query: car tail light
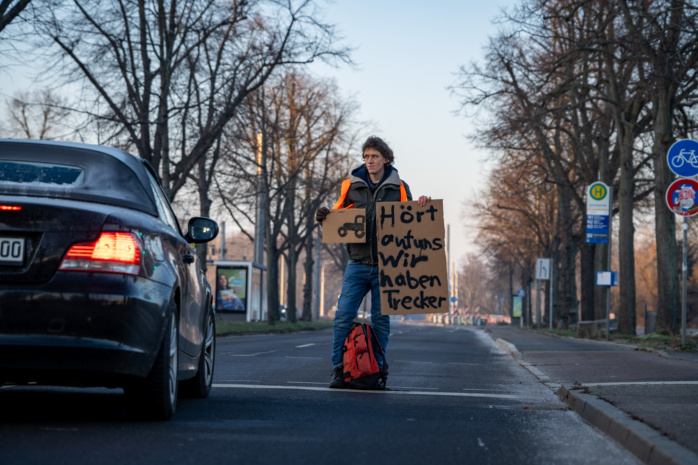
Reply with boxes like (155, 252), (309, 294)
(59, 232), (142, 275)
(0, 205), (22, 211)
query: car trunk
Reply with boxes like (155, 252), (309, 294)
(0, 196), (107, 284)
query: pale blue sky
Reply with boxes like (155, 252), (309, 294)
(0, 0), (514, 265)
(312, 0), (514, 264)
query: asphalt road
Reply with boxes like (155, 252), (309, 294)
(0, 323), (642, 465)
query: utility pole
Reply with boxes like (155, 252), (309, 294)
(254, 133), (265, 266)
(447, 224), (451, 316)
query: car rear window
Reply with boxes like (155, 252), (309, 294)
(0, 161), (85, 186)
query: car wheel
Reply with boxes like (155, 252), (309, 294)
(125, 301), (179, 420)
(181, 305), (216, 398)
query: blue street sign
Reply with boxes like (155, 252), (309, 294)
(586, 213), (609, 244)
(450, 296), (457, 303)
(667, 139), (698, 177)
(517, 289), (525, 297)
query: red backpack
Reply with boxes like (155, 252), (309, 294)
(342, 322), (388, 390)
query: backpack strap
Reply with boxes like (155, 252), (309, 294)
(332, 179), (408, 209)
(366, 324), (384, 356)
(367, 324), (388, 377)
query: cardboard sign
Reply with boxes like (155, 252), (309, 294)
(377, 200), (448, 315)
(321, 209), (367, 243)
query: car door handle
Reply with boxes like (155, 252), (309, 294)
(183, 254), (195, 264)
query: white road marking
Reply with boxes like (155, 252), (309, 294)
(213, 383), (537, 399)
(227, 350), (277, 357)
(392, 386), (439, 390)
(581, 380), (698, 387)
(217, 380), (262, 383)
(296, 343), (315, 348)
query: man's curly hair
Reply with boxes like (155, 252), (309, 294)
(362, 136), (394, 165)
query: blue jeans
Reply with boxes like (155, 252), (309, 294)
(332, 260), (389, 369)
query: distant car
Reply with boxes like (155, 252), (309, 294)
(279, 304), (301, 320)
(0, 139), (219, 420)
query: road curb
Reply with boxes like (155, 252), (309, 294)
(556, 385), (698, 465)
(494, 337), (521, 360)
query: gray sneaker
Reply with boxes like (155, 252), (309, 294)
(329, 366), (345, 389)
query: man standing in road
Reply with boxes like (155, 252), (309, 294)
(316, 136), (431, 388)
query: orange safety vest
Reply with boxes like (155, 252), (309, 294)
(331, 178), (408, 210)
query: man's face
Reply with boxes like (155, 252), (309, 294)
(363, 148), (388, 177)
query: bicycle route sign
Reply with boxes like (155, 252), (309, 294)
(667, 139), (698, 177)
(666, 178), (698, 217)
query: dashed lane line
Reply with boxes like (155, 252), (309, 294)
(213, 383), (538, 399)
(227, 350), (277, 357)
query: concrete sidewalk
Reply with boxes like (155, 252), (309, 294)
(486, 325), (698, 465)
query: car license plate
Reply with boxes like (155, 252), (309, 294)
(0, 237), (24, 265)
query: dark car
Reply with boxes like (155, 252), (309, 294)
(0, 139), (219, 420)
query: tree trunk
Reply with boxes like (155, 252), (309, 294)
(618, 139), (637, 335)
(286, 200), (297, 323)
(653, 90), (680, 334)
(196, 158), (212, 273)
(579, 241), (595, 321)
(301, 223), (315, 321)
(265, 173), (280, 324)
(508, 264), (514, 317)
(557, 186), (577, 327)
(593, 243), (608, 320)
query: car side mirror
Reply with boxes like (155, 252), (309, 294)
(185, 217), (219, 243)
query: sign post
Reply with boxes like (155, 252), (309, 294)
(535, 258), (551, 329)
(665, 176), (698, 346)
(586, 182), (613, 340)
(666, 139), (698, 346)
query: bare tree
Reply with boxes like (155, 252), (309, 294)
(216, 70), (357, 323)
(0, 0), (30, 34)
(20, 0), (350, 202)
(453, 0), (696, 334)
(618, 0), (698, 334)
(4, 88), (68, 138)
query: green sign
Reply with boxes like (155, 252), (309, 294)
(589, 183), (608, 201)
(512, 295), (522, 317)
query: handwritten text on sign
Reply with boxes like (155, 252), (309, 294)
(377, 200), (448, 315)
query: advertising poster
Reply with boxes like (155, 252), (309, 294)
(216, 267), (247, 312)
(512, 295), (522, 318)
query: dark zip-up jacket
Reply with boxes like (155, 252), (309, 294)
(334, 164), (413, 265)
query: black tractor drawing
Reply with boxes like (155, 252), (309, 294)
(338, 215), (366, 239)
